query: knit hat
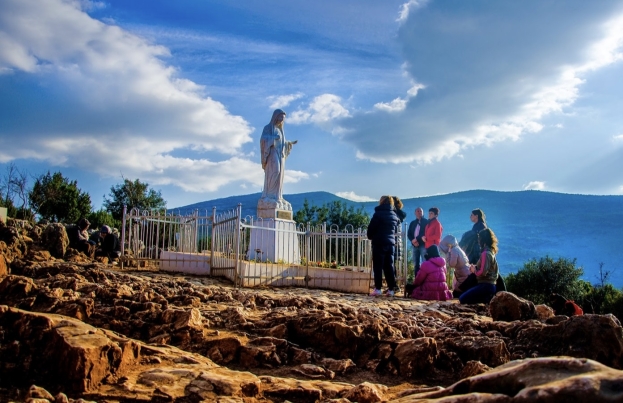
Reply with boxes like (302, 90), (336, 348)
(425, 245), (440, 260)
(100, 225), (111, 234)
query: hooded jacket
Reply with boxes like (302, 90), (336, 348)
(410, 256), (453, 301)
(367, 204), (400, 246)
(439, 235), (471, 290)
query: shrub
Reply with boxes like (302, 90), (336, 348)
(505, 256), (585, 305)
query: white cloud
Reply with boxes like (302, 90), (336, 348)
(523, 181), (546, 191)
(397, 0), (427, 24)
(336, 191), (376, 202)
(374, 97), (407, 113)
(374, 82), (424, 113)
(288, 94), (350, 127)
(0, 0), (262, 192)
(268, 92), (304, 109)
(341, 4), (623, 164)
(613, 134), (623, 141)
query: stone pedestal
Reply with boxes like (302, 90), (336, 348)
(247, 203), (300, 264)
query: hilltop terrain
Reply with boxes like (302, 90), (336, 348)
(1, 219), (623, 402)
(174, 190), (623, 287)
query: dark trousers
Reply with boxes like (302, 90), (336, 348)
(459, 283), (496, 304)
(372, 244), (396, 290)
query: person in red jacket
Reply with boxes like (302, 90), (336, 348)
(410, 245), (453, 301)
(422, 207), (442, 249)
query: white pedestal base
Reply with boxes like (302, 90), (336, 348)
(247, 218), (300, 264)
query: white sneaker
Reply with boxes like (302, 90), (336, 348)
(370, 288), (382, 297)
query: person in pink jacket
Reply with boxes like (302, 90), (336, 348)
(410, 245), (453, 301)
(422, 207), (442, 249)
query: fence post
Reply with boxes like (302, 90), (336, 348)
(121, 205), (127, 270)
(234, 203), (242, 288)
(211, 206), (216, 274)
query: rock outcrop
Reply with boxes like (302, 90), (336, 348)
(2, 218), (623, 402)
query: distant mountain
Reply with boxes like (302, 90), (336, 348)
(172, 190), (623, 287)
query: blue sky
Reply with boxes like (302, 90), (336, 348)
(2, 0), (623, 209)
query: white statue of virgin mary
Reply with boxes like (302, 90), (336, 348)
(259, 109), (297, 211)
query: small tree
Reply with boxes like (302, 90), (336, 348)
(505, 256), (585, 304)
(87, 208), (120, 230)
(29, 171), (92, 223)
(294, 199), (369, 229)
(0, 163), (31, 219)
(103, 178), (166, 221)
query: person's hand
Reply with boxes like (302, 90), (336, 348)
(421, 236), (426, 242)
(411, 239), (417, 246)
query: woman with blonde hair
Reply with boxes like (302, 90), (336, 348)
(459, 228), (499, 304)
(367, 196), (400, 297)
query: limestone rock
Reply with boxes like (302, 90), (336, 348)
(41, 223), (69, 259)
(489, 291), (537, 322)
(0, 253), (8, 277)
(343, 382), (387, 403)
(394, 357), (623, 402)
(535, 304), (555, 320)
(393, 338), (438, 376)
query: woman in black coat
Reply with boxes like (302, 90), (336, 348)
(367, 196), (400, 297)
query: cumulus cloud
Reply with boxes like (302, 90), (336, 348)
(613, 134), (623, 141)
(335, 191), (376, 202)
(0, 0), (263, 192)
(341, 2), (623, 164)
(523, 181), (546, 191)
(288, 94), (350, 131)
(268, 92), (304, 110)
(374, 82), (424, 113)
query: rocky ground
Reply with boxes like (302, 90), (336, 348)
(1, 219), (623, 402)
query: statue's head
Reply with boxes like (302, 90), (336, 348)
(270, 109), (286, 126)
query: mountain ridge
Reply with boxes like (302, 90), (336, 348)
(171, 190), (623, 287)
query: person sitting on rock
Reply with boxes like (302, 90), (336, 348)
(459, 228), (499, 305)
(409, 245), (453, 301)
(67, 218), (95, 258)
(95, 225), (121, 263)
(439, 234), (471, 298)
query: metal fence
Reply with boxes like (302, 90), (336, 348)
(121, 204), (408, 294)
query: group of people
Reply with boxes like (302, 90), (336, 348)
(368, 196), (500, 304)
(67, 218), (121, 263)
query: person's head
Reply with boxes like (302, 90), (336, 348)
(379, 195), (394, 207)
(478, 228), (498, 254)
(471, 208), (486, 224)
(439, 235), (458, 255)
(428, 207), (439, 219)
(415, 207), (423, 219)
(78, 218), (90, 230)
(100, 225), (112, 237)
(270, 109), (286, 127)
(392, 196), (403, 210)
(424, 245), (440, 260)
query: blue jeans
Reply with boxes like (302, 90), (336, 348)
(412, 244), (427, 275)
(459, 283), (496, 304)
(373, 244), (396, 290)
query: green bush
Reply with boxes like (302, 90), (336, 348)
(505, 256), (585, 305)
(87, 209), (120, 230)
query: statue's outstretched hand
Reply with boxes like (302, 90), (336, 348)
(291, 140), (298, 145)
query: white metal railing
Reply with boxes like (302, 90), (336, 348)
(121, 204), (407, 292)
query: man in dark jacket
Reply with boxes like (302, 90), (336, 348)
(407, 207), (428, 275)
(367, 196), (400, 297)
(95, 225), (122, 263)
